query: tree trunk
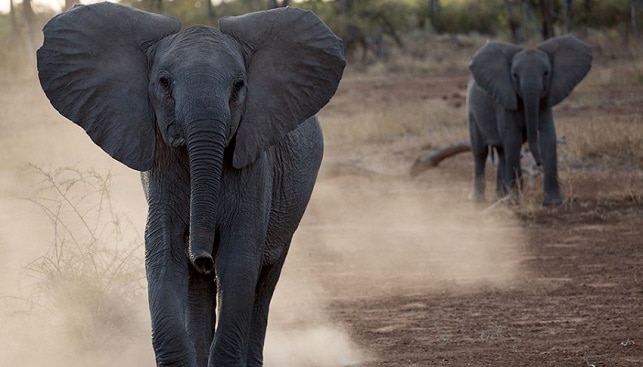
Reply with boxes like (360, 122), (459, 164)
(22, 0), (36, 64)
(268, 0), (289, 9)
(522, 0), (540, 39)
(9, 0), (19, 34)
(504, 0), (523, 44)
(206, 0), (216, 26)
(338, 0), (348, 16)
(539, 0), (555, 39)
(429, 0), (441, 32)
(631, 0), (640, 39)
(563, 0), (573, 32)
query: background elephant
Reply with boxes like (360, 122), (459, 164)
(467, 34), (592, 205)
(37, 3), (345, 366)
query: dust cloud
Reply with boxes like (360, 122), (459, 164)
(1, 79), (528, 366)
(261, 169), (528, 364)
(290, 175), (527, 296)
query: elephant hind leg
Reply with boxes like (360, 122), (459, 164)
(498, 140), (523, 201)
(469, 123), (488, 202)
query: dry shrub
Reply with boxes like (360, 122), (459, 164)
(20, 166), (146, 351)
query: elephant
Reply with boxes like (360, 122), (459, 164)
(37, 3), (345, 366)
(467, 34), (592, 205)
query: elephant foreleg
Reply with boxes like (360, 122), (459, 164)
(209, 219), (266, 366)
(539, 109), (563, 205)
(145, 210), (195, 367)
(468, 120), (488, 202)
(186, 265), (216, 367)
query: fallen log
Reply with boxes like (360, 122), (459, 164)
(410, 140), (471, 177)
(410, 137), (566, 180)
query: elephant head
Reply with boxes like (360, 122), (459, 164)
(37, 3), (345, 274)
(469, 34), (592, 165)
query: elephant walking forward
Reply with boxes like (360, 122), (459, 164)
(37, 3), (345, 366)
(467, 34), (592, 205)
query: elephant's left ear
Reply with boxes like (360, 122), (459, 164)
(220, 7), (345, 169)
(537, 34), (592, 106)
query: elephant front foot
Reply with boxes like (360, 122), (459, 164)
(542, 192), (563, 206)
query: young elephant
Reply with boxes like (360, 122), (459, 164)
(467, 34), (592, 205)
(37, 3), (345, 366)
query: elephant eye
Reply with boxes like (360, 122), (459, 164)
(159, 76), (173, 99)
(230, 79), (245, 105)
(159, 76), (171, 89)
(233, 79), (245, 95)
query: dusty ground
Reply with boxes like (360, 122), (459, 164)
(304, 66), (643, 366)
(1, 39), (642, 366)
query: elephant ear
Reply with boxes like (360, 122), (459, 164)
(37, 3), (181, 171)
(469, 41), (523, 110)
(537, 34), (592, 106)
(219, 7), (345, 169)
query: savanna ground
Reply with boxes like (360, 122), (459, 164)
(1, 32), (642, 366)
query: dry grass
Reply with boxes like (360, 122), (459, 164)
(560, 114), (642, 166)
(324, 99), (466, 144)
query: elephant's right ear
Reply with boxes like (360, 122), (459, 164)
(37, 3), (181, 171)
(469, 41), (523, 110)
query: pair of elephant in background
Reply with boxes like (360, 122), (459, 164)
(36, 3), (591, 366)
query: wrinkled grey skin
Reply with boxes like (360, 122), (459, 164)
(37, 3), (345, 366)
(467, 34), (592, 205)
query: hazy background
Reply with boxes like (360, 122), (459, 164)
(2, 0), (641, 366)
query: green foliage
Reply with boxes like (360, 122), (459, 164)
(578, 0), (632, 29)
(438, 0), (505, 35)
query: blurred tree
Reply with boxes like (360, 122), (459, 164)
(539, 0), (555, 38)
(337, 0), (410, 64)
(338, 0), (350, 16)
(22, 0), (36, 63)
(206, 0), (216, 25)
(562, 0), (573, 32)
(268, 0), (290, 9)
(429, 0), (442, 32)
(504, 0), (523, 43)
(64, 0), (78, 11)
(629, 0), (641, 38)
(9, 0), (19, 34)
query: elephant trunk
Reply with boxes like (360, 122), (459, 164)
(523, 90), (543, 165)
(186, 117), (226, 275)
